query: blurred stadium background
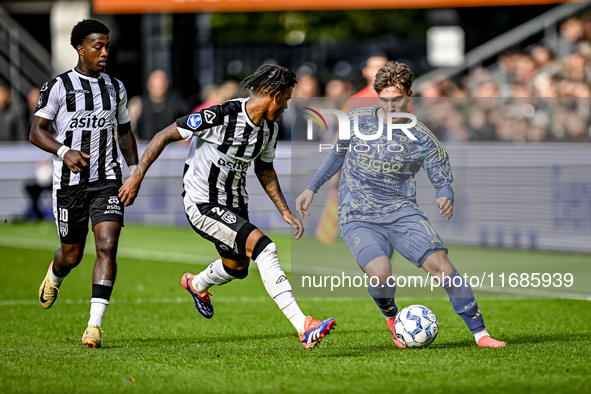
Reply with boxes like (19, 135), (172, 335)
(0, 0), (590, 254)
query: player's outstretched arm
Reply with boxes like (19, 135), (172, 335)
(117, 121), (139, 172)
(29, 115), (90, 173)
(295, 189), (315, 218)
(119, 123), (183, 206)
(296, 148), (346, 219)
(254, 158), (304, 239)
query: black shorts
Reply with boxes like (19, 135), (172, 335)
(54, 179), (124, 244)
(184, 202), (258, 260)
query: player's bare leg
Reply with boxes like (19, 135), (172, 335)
(245, 229), (335, 348)
(81, 221), (120, 349)
(183, 228), (335, 348)
(39, 242), (85, 309)
(181, 255), (249, 319)
(423, 251), (505, 347)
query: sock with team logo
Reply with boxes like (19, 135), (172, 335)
(367, 283), (398, 319)
(252, 239), (307, 334)
(192, 259), (238, 293)
(441, 268), (485, 333)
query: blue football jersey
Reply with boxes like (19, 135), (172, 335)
(335, 106), (453, 224)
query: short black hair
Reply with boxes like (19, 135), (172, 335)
(70, 19), (110, 49)
(241, 64), (297, 96)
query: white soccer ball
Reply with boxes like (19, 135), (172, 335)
(394, 304), (439, 348)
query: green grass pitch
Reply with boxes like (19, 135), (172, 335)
(0, 221), (590, 393)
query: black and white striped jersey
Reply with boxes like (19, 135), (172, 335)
(35, 69), (130, 189)
(176, 98), (278, 209)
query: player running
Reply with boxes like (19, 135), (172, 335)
(30, 19), (139, 348)
(119, 64), (335, 349)
(295, 61), (505, 348)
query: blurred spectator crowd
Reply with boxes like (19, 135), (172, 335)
(2, 16), (591, 143)
(413, 15), (591, 142)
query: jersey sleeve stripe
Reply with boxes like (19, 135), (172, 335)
(415, 122), (442, 160)
(59, 72), (77, 112)
(256, 120), (276, 162)
(79, 78), (94, 111)
(416, 121), (443, 152)
(221, 100), (243, 115)
(108, 79), (123, 180)
(97, 77), (112, 111)
(272, 123), (279, 149)
(111, 78), (121, 121)
(415, 121), (446, 160)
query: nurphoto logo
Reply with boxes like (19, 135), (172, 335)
(304, 107), (418, 141)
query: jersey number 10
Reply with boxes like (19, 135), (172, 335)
(59, 208), (68, 222)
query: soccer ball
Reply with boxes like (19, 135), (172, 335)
(394, 305), (439, 348)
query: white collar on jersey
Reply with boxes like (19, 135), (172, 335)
(72, 68), (103, 80)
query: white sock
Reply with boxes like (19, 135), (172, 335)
(88, 298), (109, 327)
(254, 242), (307, 334)
(474, 328), (490, 344)
(192, 259), (233, 293)
(49, 265), (65, 285)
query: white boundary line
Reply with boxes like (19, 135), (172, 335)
(474, 284), (591, 299)
(1, 295), (589, 307)
(2, 236), (589, 300)
(0, 296), (268, 306)
(0, 296), (366, 307)
(0, 235), (295, 269)
(0, 236), (214, 265)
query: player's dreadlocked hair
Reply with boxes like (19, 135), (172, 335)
(373, 61), (414, 94)
(241, 64), (297, 95)
(70, 19), (110, 49)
